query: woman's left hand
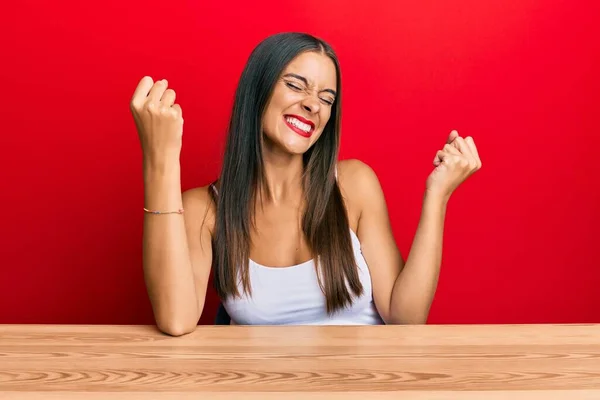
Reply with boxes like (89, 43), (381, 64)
(425, 130), (482, 201)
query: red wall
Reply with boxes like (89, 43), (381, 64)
(2, 0), (599, 325)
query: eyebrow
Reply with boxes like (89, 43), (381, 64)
(283, 73), (337, 97)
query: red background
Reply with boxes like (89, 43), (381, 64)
(2, 1), (599, 325)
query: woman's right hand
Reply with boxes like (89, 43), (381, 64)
(130, 76), (184, 167)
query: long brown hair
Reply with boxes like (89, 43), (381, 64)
(212, 32), (363, 314)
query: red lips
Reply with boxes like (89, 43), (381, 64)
(287, 114), (315, 129)
(284, 114), (315, 138)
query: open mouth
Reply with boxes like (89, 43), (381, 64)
(284, 115), (315, 138)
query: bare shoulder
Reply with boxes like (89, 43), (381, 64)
(337, 159), (383, 203)
(182, 184), (217, 236)
(336, 159), (385, 224)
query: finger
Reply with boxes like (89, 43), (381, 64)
(130, 76), (154, 109)
(443, 143), (461, 155)
(147, 79), (169, 106)
(171, 103), (183, 119)
(454, 137), (481, 171)
(172, 104), (184, 128)
(433, 150), (450, 167)
(447, 129), (459, 144)
(465, 136), (481, 166)
(161, 89), (176, 107)
(453, 136), (474, 159)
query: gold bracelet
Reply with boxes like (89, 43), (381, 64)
(143, 207), (184, 215)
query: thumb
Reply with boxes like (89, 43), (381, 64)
(447, 129), (459, 144)
(171, 104), (183, 117)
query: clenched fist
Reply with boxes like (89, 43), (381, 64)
(130, 76), (184, 165)
(426, 130), (482, 201)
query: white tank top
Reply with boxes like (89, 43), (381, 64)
(210, 171), (384, 325)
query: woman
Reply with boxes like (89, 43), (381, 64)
(130, 32), (482, 335)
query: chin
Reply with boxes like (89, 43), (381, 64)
(262, 130), (313, 155)
(280, 142), (311, 155)
(280, 133), (317, 154)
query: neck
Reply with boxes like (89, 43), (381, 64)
(259, 146), (304, 206)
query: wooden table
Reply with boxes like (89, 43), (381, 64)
(0, 324), (599, 399)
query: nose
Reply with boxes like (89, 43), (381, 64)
(300, 95), (320, 114)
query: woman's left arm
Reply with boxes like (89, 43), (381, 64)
(347, 130), (482, 324)
(387, 192), (448, 324)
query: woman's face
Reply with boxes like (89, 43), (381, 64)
(262, 51), (337, 155)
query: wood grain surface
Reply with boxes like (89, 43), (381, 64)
(1, 324), (599, 399)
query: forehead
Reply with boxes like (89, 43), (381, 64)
(283, 52), (337, 90)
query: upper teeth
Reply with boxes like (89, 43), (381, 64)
(286, 117), (311, 133)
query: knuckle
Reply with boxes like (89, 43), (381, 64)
(159, 106), (172, 116)
(146, 103), (157, 114)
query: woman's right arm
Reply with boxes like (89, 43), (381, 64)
(142, 168), (214, 336)
(131, 76), (214, 336)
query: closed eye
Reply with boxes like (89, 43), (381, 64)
(285, 82), (303, 91)
(285, 80), (334, 106)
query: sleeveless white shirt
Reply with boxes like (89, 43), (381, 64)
(211, 170), (384, 325)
